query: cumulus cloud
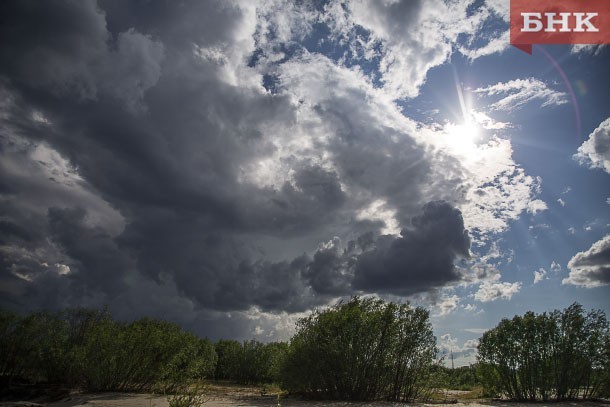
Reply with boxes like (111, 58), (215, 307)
(527, 199), (548, 215)
(0, 1), (164, 110)
(474, 78), (568, 112)
(533, 268), (547, 284)
(353, 201), (471, 295)
(474, 280), (522, 302)
(438, 333), (479, 366)
(550, 261), (562, 273)
(0, 0), (547, 338)
(563, 235), (610, 288)
(435, 294), (460, 316)
(574, 118), (610, 173)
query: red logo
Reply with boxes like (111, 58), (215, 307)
(510, 0), (610, 54)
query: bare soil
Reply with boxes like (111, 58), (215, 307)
(1, 384), (608, 407)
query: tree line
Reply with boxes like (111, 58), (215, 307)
(0, 308), (291, 395)
(1, 299), (609, 402)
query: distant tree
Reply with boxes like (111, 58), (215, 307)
(215, 339), (288, 384)
(214, 339), (242, 381)
(0, 308), (218, 393)
(281, 296), (437, 401)
(477, 303), (609, 401)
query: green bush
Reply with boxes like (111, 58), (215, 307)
(478, 303), (609, 401)
(280, 296), (437, 401)
(0, 308), (218, 393)
(215, 339), (287, 384)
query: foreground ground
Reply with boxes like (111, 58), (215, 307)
(1, 384), (608, 407)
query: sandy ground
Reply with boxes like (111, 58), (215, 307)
(1, 385), (608, 407)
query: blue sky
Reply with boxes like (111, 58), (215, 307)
(0, 0), (608, 366)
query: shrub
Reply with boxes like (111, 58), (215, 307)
(280, 296), (437, 401)
(215, 339), (287, 384)
(167, 383), (208, 407)
(477, 303), (609, 401)
(0, 308), (218, 393)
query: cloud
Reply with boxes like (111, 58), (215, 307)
(458, 31), (509, 61)
(527, 199), (548, 215)
(438, 333), (479, 366)
(550, 261), (562, 273)
(463, 328), (488, 335)
(571, 44), (606, 56)
(563, 235), (610, 288)
(471, 110), (511, 130)
(0, 0), (164, 110)
(0, 0), (547, 338)
(435, 294), (460, 317)
(353, 201), (471, 295)
(317, 0), (511, 98)
(533, 268), (547, 284)
(557, 198), (565, 207)
(474, 280), (522, 302)
(474, 78), (568, 112)
(574, 118), (610, 174)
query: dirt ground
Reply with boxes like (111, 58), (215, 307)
(1, 384), (608, 407)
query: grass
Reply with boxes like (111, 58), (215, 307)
(166, 383), (209, 407)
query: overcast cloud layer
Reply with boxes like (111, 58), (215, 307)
(0, 0), (605, 341)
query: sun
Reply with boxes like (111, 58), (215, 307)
(444, 120), (480, 156)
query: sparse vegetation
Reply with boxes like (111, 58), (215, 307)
(166, 383), (209, 407)
(1, 300), (608, 404)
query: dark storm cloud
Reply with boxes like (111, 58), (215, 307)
(0, 0), (477, 339)
(353, 201), (471, 295)
(0, 0), (164, 109)
(47, 207), (132, 296)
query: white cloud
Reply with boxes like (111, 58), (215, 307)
(346, 0), (457, 98)
(474, 78), (568, 112)
(571, 44), (606, 56)
(463, 327), (488, 334)
(463, 338), (479, 349)
(557, 198), (565, 207)
(563, 235), (610, 288)
(475, 280), (522, 302)
(255, 55), (544, 246)
(527, 199), (548, 215)
(485, 0), (509, 20)
(462, 304), (479, 314)
(356, 199), (400, 235)
(471, 110), (510, 130)
(334, 0), (506, 99)
(438, 333), (480, 366)
(574, 118), (610, 174)
(550, 261), (562, 273)
(534, 268), (547, 284)
(458, 31), (509, 61)
(436, 294), (460, 316)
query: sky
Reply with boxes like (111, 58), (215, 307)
(0, 0), (609, 366)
